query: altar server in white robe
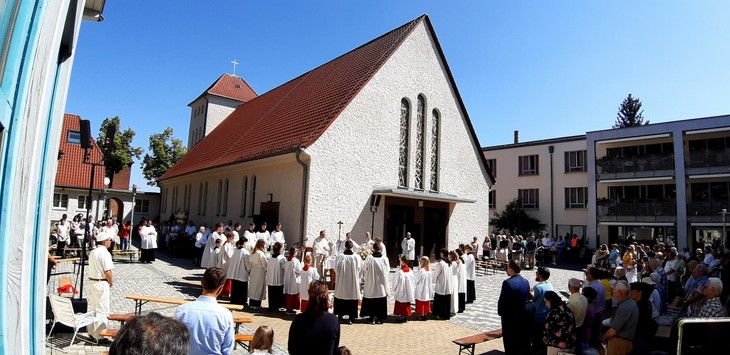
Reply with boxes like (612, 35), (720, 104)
(201, 223), (224, 268)
(334, 240), (362, 324)
(361, 242), (390, 325)
(337, 232), (360, 255)
(248, 239), (268, 309)
(432, 248), (452, 320)
(455, 249), (467, 313)
(216, 231), (236, 297)
(283, 247), (302, 314)
(266, 242), (286, 312)
(228, 237), (251, 306)
(449, 251), (461, 315)
(256, 222), (271, 251)
(139, 220), (158, 263)
(464, 245), (477, 304)
(414, 256), (433, 320)
(299, 254), (320, 312)
(243, 223), (257, 251)
(401, 232), (416, 268)
(271, 223), (286, 251)
(393, 256), (415, 322)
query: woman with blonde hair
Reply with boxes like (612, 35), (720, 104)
(414, 256), (433, 320)
(248, 239), (268, 310)
(250, 325), (274, 354)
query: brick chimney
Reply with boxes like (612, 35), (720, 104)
(514, 130), (519, 144)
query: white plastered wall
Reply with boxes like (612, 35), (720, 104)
(306, 22), (492, 250)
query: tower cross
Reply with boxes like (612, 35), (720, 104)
(231, 59), (239, 76)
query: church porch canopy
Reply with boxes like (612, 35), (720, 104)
(372, 187), (476, 204)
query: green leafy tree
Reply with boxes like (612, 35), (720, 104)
(490, 199), (546, 235)
(141, 127), (187, 186)
(613, 94), (649, 128)
(97, 116), (143, 187)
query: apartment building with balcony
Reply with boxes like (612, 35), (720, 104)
(587, 114), (730, 251)
(483, 133), (589, 241)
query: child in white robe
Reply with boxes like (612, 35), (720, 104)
(298, 254), (320, 312)
(266, 242), (286, 312)
(449, 251), (460, 316)
(414, 256), (433, 320)
(392, 256), (415, 322)
(283, 247), (302, 314)
(455, 249), (467, 313)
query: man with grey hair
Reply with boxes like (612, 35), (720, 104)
(566, 278), (588, 328)
(649, 258), (668, 314)
(682, 263), (709, 316)
(602, 281), (638, 355)
(699, 278), (726, 317)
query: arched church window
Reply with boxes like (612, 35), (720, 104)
(251, 176), (257, 216)
(399, 99), (410, 187)
(430, 109), (440, 191)
(222, 179), (229, 216)
(240, 176), (248, 217)
(414, 95), (426, 190)
(216, 179), (223, 216)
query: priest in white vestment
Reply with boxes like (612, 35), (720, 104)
(361, 242), (390, 324)
(333, 240), (362, 324)
(139, 220), (158, 263)
(337, 232), (360, 255)
(401, 232), (416, 268)
(227, 237), (251, 306)
(313, 231), (331, 277)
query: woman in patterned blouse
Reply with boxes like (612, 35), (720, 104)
(543, 291), (577, 354)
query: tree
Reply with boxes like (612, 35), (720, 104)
(97, 116), (143, 187)
(613, 94), (649, 128)
(490, 199), (546, 235)
(141, 127), (187, 186)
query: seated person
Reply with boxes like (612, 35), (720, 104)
(109, 312), (189, 355)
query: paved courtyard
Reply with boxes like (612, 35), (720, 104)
(45, 249), (584, 355)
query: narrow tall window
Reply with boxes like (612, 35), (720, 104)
(398, 99), (410, 187)
(429, 109), (440, 191)
(222, 179), (229, 216)
(203, 182), (208, 215)
(518, 188), (540, 209)
(414, 95), (426, 190)
(186, 184), (192, 211)
(197, 183), (203, 215)
(565, 150), (587, 172)
(182, 185), (188, 212)
(250, 176), (257, 216)
(216, 179), (223, 216)
(518, 155), (539, 176)
(241, 176), (248, 217)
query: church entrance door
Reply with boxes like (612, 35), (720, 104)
(385, 204), (414, 267)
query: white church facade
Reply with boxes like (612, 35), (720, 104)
(159, 15), (494, 266)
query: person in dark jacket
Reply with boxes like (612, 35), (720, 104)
(288, 280), (340, 355)
(498, 260), (531, 355)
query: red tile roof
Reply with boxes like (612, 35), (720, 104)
(161, 15), (425, 181)
(55, 114), (107, 189)
(189, 74), (258, 105)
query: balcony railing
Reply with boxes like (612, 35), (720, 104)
(687, 200), (730, 222)
(596, 154), (674, 179)
(597, 199), (677, 221)
(687, 150), (730, 169)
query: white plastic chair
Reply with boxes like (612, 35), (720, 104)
(47, 294), (95, 352)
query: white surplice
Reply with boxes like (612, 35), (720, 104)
(227, 247), (251, 282)
(414, 266), (433, 301)
(283, 256), (302, 295)
(299, 265), (320, 301)
(392, 267), (415, 304)
(362, 254), (390, 298)
(248, 250), (268, 300)
(265, 254), (285, 286)
(334, 252), (362, 300)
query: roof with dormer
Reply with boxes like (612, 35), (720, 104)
(55, 114), (107, 189)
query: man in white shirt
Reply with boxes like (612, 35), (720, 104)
(271, 223), (286, 250)
(87, 231), (114, 343)
(313, 230), (331, 277)
(401, 232), (416, 268)
(337, 232), (360, 255)
(184, 221), (197, 239)
(255, 222), (271, 251)
(56, 214), (70, 256)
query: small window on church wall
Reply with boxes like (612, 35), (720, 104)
(414, 95), (426, 190)
(399, 99), (410, 187)
(222, 179), (229, 216)
(241, 176), (248, 217)
(250, 176), (257, 216)
(430, 109), (440, 191)
(216, 180), (223, 216)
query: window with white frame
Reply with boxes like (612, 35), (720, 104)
(565, 150), (587, 172)
(134, 199), (150, 213)
(77, 195), (91, 210)
(518, 188), (539, 209)
(398, 99), (410, 187)
(67, 130), (81, 144)
(518, 155), (539, 176)
(565, 187), (588, 208)
(53, 193), (68, 208)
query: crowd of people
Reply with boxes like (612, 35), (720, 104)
(499, 240), (729, 355)
(482, 232), (590, 268)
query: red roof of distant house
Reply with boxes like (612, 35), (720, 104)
(189, 74), (258, 105)
(56, 114), (106, 189)
(161, 16), (425, 181)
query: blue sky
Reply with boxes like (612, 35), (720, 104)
(65, 1), (730, 191)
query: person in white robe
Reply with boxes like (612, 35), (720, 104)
(432, 248), (452, 320)
(248, 239), (268, 309)
(216, 232), (236, 297)
(374, 237), (387, 259)
(337, 232), (360, 255)
(232, 223), (242, 240)
(455, 250), (467, 313)
(464, 245), (477, 304)
(392, 256), (415, 322)
(449, 251), (461, 315)
(334, 240), (362, 324)
(283, 247), (302, 314)
(244, 223), (257, 250)
(139, 220), (158, 263)
(193, 226), (207, 267)
(299, 254), (320, 312)
(414, 256), (433, 320)
(271, 223), (286, 251)
(362, 232), (375, 251)
(256, 222), (271, 252)
(313, 231), (331, 277)
(201, 223), (224, 268)
(228, 237), (251, 306)
(361, 242), (390, 324)
(266, 242), (286, 312)
(401, 232), (416, 268)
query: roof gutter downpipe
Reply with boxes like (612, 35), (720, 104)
(295, 148), (309, 250)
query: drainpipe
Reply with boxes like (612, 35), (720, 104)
(549, 145), (555, 236)
(295, 148), (309, 249)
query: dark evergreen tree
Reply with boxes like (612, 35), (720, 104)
(97, 116), (143, 187)
(490, 199), (546, 235)
(613, 94), (648, 128)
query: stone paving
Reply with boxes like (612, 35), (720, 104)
(44, 248), (584, 355)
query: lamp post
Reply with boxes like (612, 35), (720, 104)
(130, 184), (137, 227)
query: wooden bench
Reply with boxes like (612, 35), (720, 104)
(127, 294), (244, 315)
(108, 313), (251, 330)
(112, 249), (140, 262)
(452, 329), (503, 355)
(235, 334), (254, 351)
(475, 261), (496, 276)
(99, 328), (119, 338)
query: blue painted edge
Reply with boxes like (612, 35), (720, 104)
(0, 0), (45, 354)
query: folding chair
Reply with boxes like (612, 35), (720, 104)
(47, 294), (95, 352)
